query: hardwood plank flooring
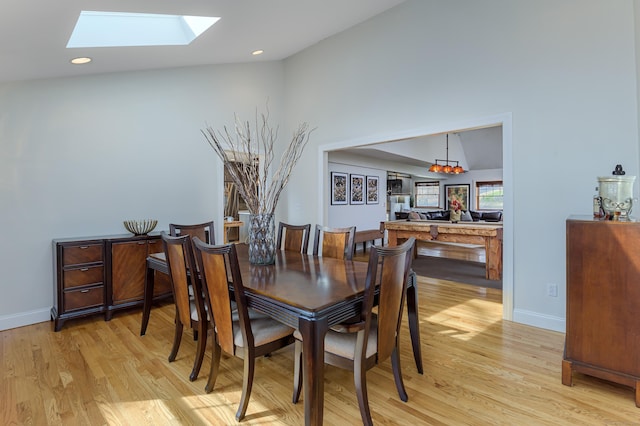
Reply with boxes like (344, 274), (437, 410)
(3, 266), (639, 424)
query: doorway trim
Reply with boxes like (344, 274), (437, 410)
(317, 112), (513, 321)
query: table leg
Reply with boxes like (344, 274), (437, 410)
(485, 235), (502, 280)
(140, 262), (155, 336)
(387, 229), (398, 246)
(298, 316), (329, 426)
(406, 271), (423, 374)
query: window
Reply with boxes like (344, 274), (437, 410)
(476, 181), (503, 210)
(415, 181), (440, 208)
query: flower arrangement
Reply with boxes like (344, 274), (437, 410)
(450, 198), (461, 213)
(450, 196), (462, 223)
(201, 107), (313, 216)
(201, 106), (313, 264)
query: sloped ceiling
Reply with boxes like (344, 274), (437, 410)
(336, 126), (503, 177)
(0, 0), (405, 83)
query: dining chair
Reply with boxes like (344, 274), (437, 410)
(169, 220), (215, 244)
(160, 232), (209, 382)
(192, 238), (295, 421)
(169, 220), (215, 337)
(276, 222), (311, 253)
(312, 224), (356, 261)
(292, 237), (416, 426)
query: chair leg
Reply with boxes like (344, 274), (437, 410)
(205, 342), (221, 393)
(168, 316), (183, 362)
(292, 340), (303, 403)
(235, 355), (255, 421)
(391, 345), (408, 402)
(190, 321), (207, 381)
(354, 357), (373, 426)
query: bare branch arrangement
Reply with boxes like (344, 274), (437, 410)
(202, 108), (313, 215)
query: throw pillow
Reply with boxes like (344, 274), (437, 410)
(460, 210), (473, 221)
(483, 211), (503, 222)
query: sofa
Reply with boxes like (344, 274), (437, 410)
(399, 209), (503, 222)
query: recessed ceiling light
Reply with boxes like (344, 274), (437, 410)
(67, 11), (220, 48)
(252, 50), (264, 56)
(70, 57), (92, 65)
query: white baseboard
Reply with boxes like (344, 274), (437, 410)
(0, 308), (51, 331)
(513, 308), (565, 333)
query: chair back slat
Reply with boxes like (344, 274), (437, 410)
(276, 222), (311, 253)
(322, 232), (346, 259)
(377, 253), (408, 360)
(312, 225), (356, 260)
(198, 248), (235, 353)
(162, 232), (203, 327)
(284, 228), (305, 252)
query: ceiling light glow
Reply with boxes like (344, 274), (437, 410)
(70, 57), (92, 64)
(67, 11), (220, 48)
(252, 50), (264, 56)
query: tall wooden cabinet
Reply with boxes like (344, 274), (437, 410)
(563, 216), (640, 406)
(52, 233), (171, 331)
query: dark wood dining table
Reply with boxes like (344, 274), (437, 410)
(140, 244), (423, 426)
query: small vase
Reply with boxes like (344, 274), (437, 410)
(248, 213), (276, 265)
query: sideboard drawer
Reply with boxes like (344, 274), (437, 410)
(63, 266), (104, 289)
(62, 244), (103, 266)
(64, 286), (104, 311)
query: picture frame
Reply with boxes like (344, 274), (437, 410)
(366, 175), (379, 204)
(445, 184), (470, 211)
(330, 172), (348, 205)
(350, 174), (365, 204)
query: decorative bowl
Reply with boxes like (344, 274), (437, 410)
(123, 219), (157, 235)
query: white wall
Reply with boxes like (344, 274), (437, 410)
(283, 0), (639, 332)
(0, 62), (284, 330)
(327, 161), (387, 230)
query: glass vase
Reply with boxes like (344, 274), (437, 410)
(248, 213), (276, 265)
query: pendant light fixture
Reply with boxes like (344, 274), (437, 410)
(428, 133), (466, 174)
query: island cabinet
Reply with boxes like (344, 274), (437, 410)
(563, 216), (640, 406)
(52, 233), (172, 331)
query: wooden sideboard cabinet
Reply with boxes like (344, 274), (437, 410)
(52, 233), (172, 331)
(563, 215), (640, 406)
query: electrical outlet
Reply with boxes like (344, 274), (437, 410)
(547, 283), (558, 297)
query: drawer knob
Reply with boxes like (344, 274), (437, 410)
(80, 289), (90, 293)
(80, 268), (89, 272)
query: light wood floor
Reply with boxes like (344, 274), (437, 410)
(3, 255), (639, 424)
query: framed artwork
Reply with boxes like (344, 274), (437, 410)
(350, 174), (365, 204)
(366, 175), (379, 204)
(330, 172), (348, 205)
(445, 184), (470, 211)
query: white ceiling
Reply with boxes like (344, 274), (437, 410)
(338, 126), (503, 175)
(0, 0), (405, 83)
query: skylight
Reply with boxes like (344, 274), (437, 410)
(67, 11), (220, 48)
